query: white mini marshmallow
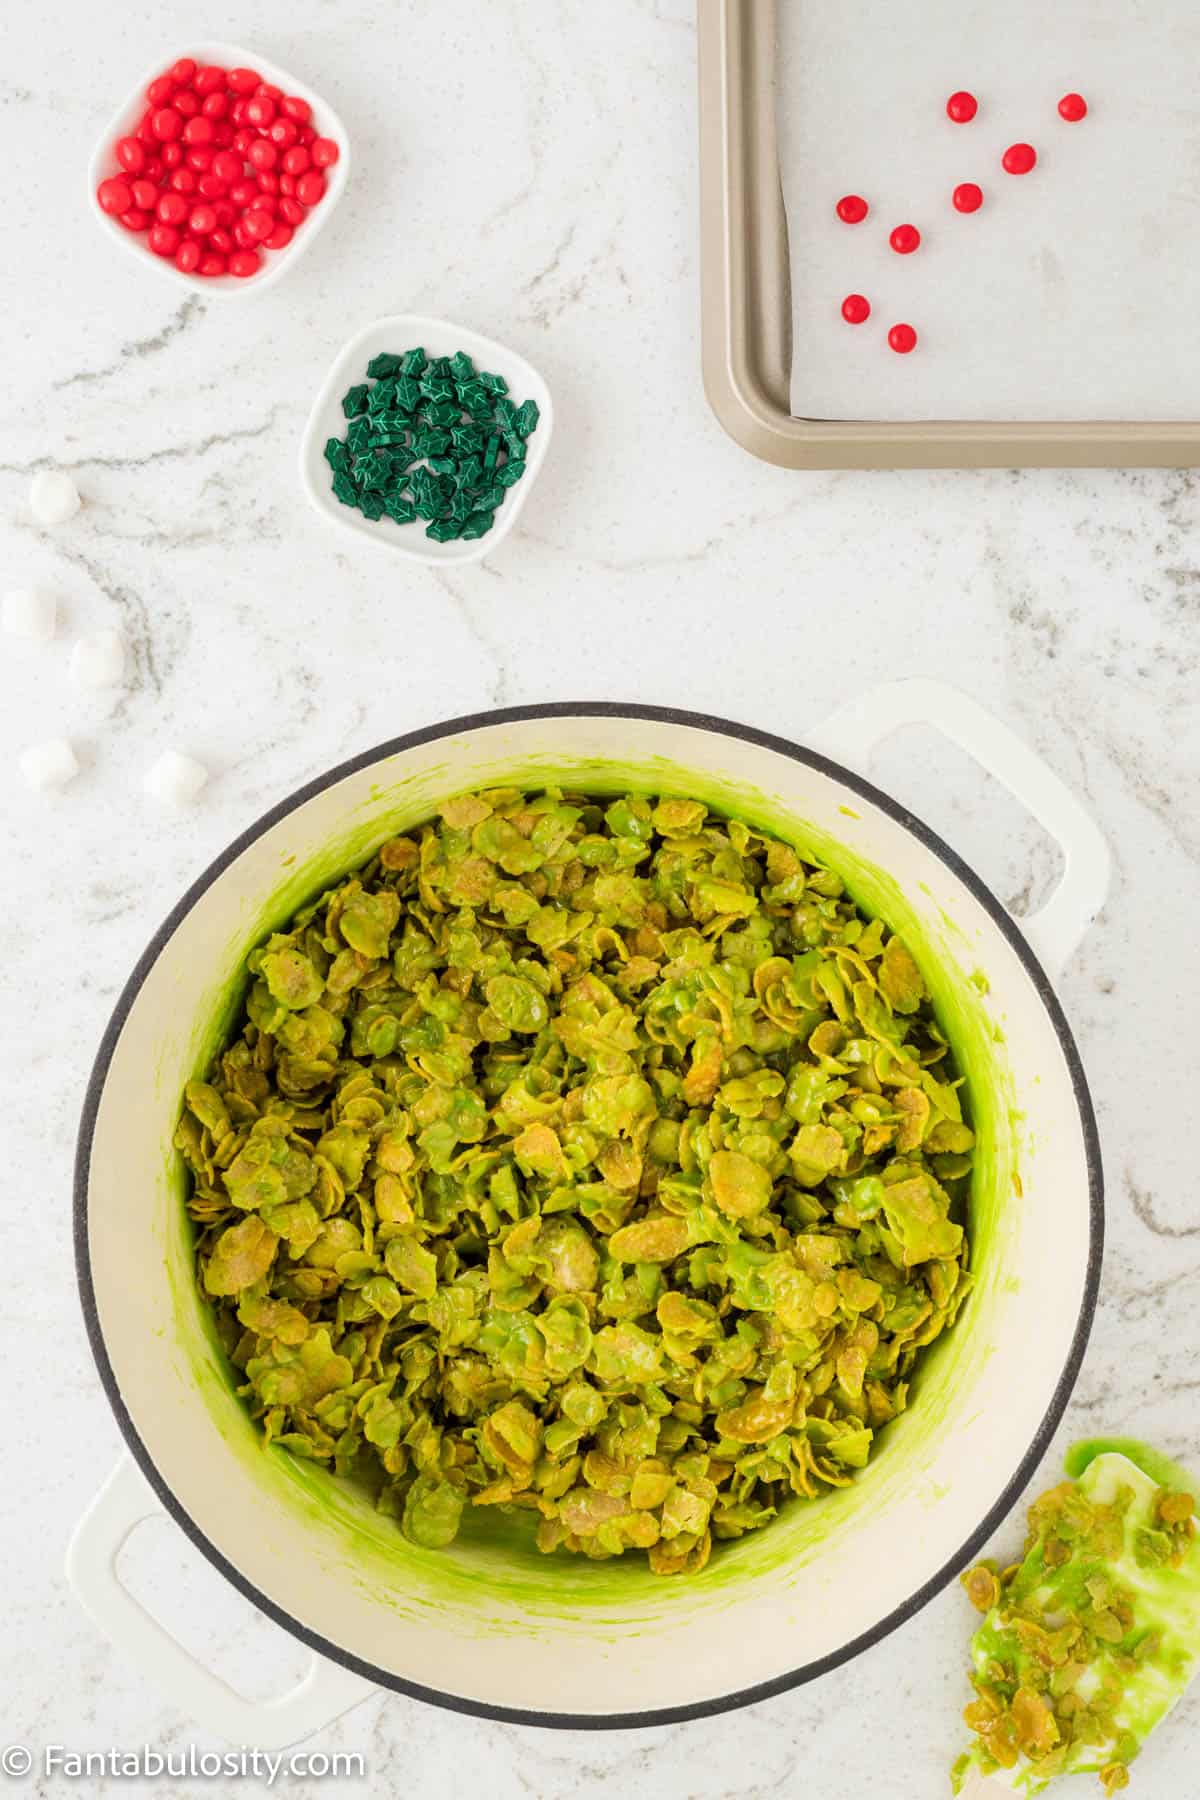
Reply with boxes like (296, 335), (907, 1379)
(30, 470), (82, 526)
(70, 627), (126, 689)
(3, 587), (57, 641)
(144, 749), (209, 807)
(20, 738), (80, 790)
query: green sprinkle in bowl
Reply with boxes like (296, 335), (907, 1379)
(300, 314), (553, 565)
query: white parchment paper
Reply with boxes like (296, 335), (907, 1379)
(776, 0), (1200, 420)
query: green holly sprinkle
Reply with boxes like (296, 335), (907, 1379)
(327, 349), (539, 544)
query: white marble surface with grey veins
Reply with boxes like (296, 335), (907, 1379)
(3, 3), (1199, 1797)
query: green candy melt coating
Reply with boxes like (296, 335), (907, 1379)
(329, 351), (540, 543)
(178, 789), (974, 1575)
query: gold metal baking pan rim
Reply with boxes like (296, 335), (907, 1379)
(697, 0), (1200, 470)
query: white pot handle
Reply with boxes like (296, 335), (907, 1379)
(809, 677), (1110, 980)
(65, 1457), (375, 1749)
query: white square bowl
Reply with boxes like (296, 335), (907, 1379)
(299, 314), (554, 566)
(86, 41), (350, 299)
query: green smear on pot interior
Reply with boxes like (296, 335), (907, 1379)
(158, 746), (1022, 1624)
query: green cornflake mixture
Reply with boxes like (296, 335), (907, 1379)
(176, 789), (974, 1573)
(323, 347), (538, 543)
(956, 1468), (1199, 1795)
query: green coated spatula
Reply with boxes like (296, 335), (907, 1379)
(953, 1441), (1200, 1797)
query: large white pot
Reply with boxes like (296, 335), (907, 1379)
(71, 682), (1107, 1746)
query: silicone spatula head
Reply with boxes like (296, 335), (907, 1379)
(952, 1442), (1200, 1796)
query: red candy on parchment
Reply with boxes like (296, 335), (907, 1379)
(952, 182), (983, 213)
(946, 90), (978, 123)
(887, 323), (918, 354)
(1002, 142), (1037, 174)
(1058, 92), (1088, 122)
(841, 293), (871, 325)
(96, 61), (339, 278)
(836, 193), (869, 224)
(889, 223), (921, 254)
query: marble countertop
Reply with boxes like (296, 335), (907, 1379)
(4, 3), (1199, 1796)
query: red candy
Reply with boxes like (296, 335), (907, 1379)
(151, 106), (183, 141)
(952, 182), (983, 213)
(1002, 142), (1037, 174)
(99, 59), (339, 279)
(148, 222), (180, 257)
(888, 323), (918, 354)
(97, 176), (133, 216)
(946, 90), (978, 123)
(116, 135), (146, 174)
(1058, 92), (1087, 122)
(242, 208), (274, 241)
(889, 223), (921, 255)
(835, 193), (868, 225)
(841, 293), (871, 325)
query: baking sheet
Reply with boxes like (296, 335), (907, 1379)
(777, 0), (1200, 422)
